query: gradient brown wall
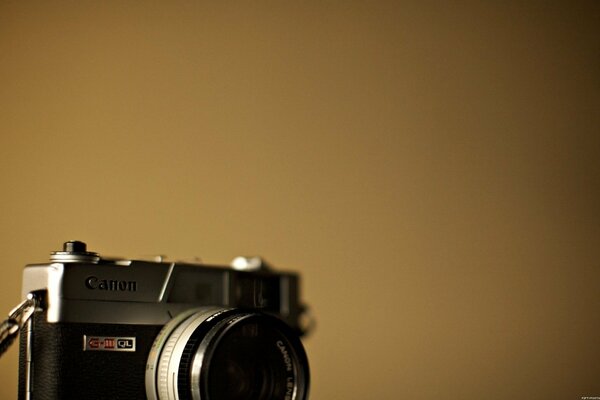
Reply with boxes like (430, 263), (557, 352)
(1, 1), (598, 399)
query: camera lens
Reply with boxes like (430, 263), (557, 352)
(203, 316), (303, 400)
(146, 308), (309, 400)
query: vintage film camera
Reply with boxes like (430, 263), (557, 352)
(16, 241), (310, 399)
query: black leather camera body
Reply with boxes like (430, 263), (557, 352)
(18, 241), (310, 400)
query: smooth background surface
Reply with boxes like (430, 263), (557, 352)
(1, 1), (598, 399)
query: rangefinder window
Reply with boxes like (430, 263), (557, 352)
(234, 274), (281, 312)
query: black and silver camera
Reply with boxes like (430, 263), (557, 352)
(17, 241), (310, 399)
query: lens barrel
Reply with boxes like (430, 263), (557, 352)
(146, 308), (309, 400)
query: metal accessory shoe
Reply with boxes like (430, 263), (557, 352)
(0, 294), (37, 358)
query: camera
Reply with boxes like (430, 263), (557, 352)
(18, 241), (310, 400)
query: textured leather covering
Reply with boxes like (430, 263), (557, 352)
(19, 311), (162, 400)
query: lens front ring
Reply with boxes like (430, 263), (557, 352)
(146, 307), (225, 400)
(146, 308), (310, 400)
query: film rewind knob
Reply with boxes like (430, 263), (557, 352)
(50, 240), (100, 263)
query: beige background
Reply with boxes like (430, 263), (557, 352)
(1, 1), (599, 399)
